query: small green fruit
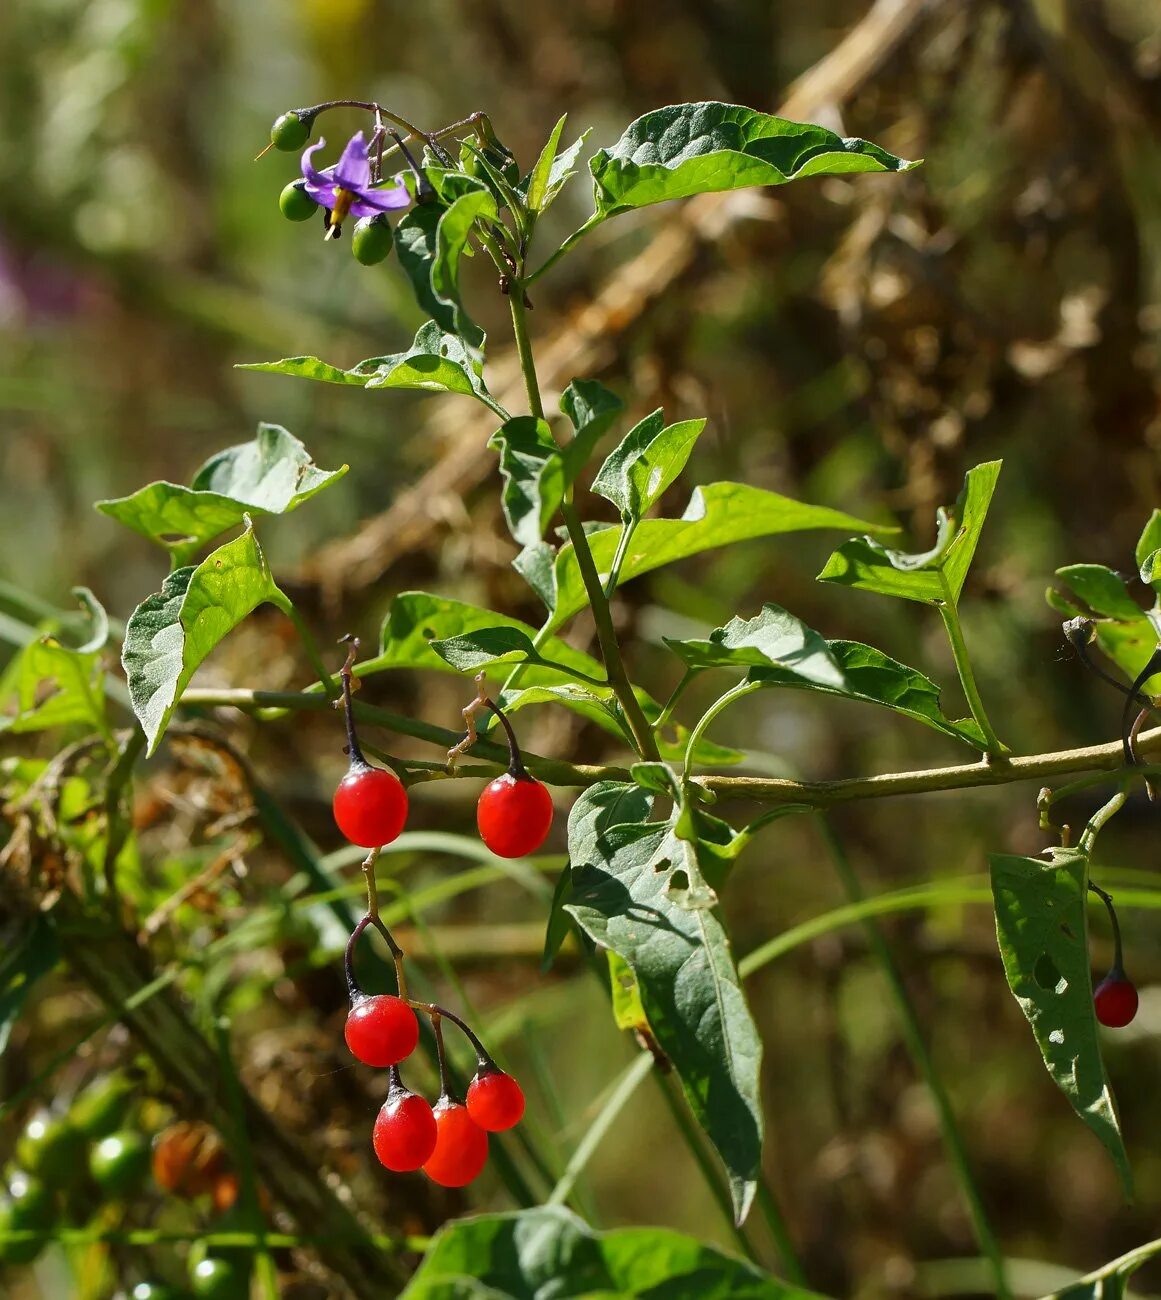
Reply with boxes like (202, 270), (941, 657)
(70, 1075), (135, 1139)
(0, 1172), (56, 1265)
(190, 1256), (250, 1300)
(90, 1131), (151, 1198)
(351, 215), (393, 266)
(279, 179), (318, 222)
(17, 1112), (87, 1187)
(270, 111), (312, 152)
(130, 1284), (189, 1300)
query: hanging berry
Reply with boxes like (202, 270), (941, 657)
(332, 640), (408, 849)
(471, 693), (553, 859)
(466, 1066), (525, 1132)
(423, 1099), (489, 1188)
(1090, 883), (1139, 1028)
(373, 1069), (438, 1172)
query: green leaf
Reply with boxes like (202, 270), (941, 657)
(1047, 1237), (1161, 1299)
(1055, 565), (1142, 621)
(588, 102), (918, 221)
(592, 410), (706, 521)
(400, 1206), (818, 1299)
(0, 915), (60, 1057)
(818, 461), (1001, 605)
(1140, 549), (1161, 591)
(607, 950), (648, 1032)
(431, 187), (498, 354)
(239, 322), (499, 410)
(524, 114), (568, 213)
(96, 424), (348, 565)
(750, 638), (987, 749)
(990, 849), (1131, 1195)
(122, 522), (284, 755)
(664, 603), (844, 688)
(487, 416), (565, 546)
(392, 203), (483, 357)
(565, 782), (764, 1223)
(0, 637), (108, 736)
(430, 626), (555, 676)
(560, 379), (625, 484)
(1135, 510), (1161, 574)
(531, 481), (893, 629)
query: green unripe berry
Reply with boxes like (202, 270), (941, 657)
(70, 1075), (135, 1139)
(130, 1285), (189, 1300)
(16, 1112), (87, 1188)
(279, 179), (318, 223)
(0, 1172), (56, 1265)
(190, 1256), (250, 1300)
(270, 111), (312, 152)
(90, 1131), (151, 1198)
(351, 215), (393, 266)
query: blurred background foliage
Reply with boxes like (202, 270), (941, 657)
(3, 0), (1161, 1296)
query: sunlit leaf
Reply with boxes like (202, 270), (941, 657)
(487, 416), (565, 546)
(560, 379), (625, 484)
(1055, 565), (1142, 622)
(990, 849), (1131, 1195)
(0, 637), (108, 736)
(817, 461), (1001, 605)
(664, 603), (844, 687)
(592, 410), (706, 522)
(1047, 1237), (1161, 1300)
(1135, 510), (1161, 579)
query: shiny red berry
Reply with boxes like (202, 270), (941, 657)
(466, 1068), (524, 1132)
(477, 773), (553, 859)
(373, 1089), (437, 1172)
(334, 764), (408, 848)
(422, 1099), (488, 1187)
(344, 995), (419, 1067)
(1094, 973), (1138, 1028)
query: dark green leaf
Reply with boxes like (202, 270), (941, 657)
(429, 626), (544, 673)
(392, 203), (484, 356)
(542, 865), (576, 972)
(122, 522), (284, 755)
(990, 849), (1131, 1195)
(592, 410), (706, 521)
(817, 461), (1001, 605)
(96, 424), (347, 565)
(566, 783), (763, 1223)
(487, 417), (565, 546)
(0, 637), (108, 736)
(1055, 565), (1142, 621)
(239, 323), (500, 410)
(588, 102), (918, 220)
(400, 1206), (815, 1299)
(560, 379), (625, 484)
(0, 915), (60, 1057)
(750, 638), (987, 749)
(536, 482), (893, 630)
(431, 188), (497, 354)
(664, 603), (844, 688)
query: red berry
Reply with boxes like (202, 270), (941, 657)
(1094, 973), (1139, 1028)
(373, 1089), (437, 1172)
(476, 773), (553, 859)
(422, 1099), (488, 1187)
(466, 1069), (525, 1132)
(334, 765), (408, 848)
(344, 995), (419, 1067)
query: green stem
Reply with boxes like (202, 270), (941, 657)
(603, 519), (638, 599)
(654, 667), (698, 732)
(507, 286), (660, 761)
(937, 578), (1003, 756)
(755, 1180), (807, 1287)
(272, 591), (339, 700)
(684, 680), (762, 779)
(817, 817), (1011, 1300)
(1079, 788), (1128, 857)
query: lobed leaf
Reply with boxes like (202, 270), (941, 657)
(565, 782), (764, 1223)
(817, 461), (1001, 605)
(122, 522), (284, 755)
(990, 849), (1131, 1195)
(592, 410), (706, 522)
(400, 1205), (819, 1299)
(487, 416), (566, 546)
(588, 101), (918, 221)
(96, 424), (347, 565)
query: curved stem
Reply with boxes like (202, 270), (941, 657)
(1079, 788), (1128, 857)
(485, 697), (525, 776)
(1088, 883), (1125, 971)
(937, 578), (1003, 756)
(683, 680), (762, 780)
(338, 645), (367, 768)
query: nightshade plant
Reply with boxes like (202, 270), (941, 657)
(4, 92), (1161, 1300)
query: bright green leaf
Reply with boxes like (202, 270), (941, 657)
(524, 114), (568, 212)
(1135, 511), (1161, 574)
(96, 424), (348, 565)
(589, 101), (918, 221)
(560, 379), (625, 484)
(487, 416), (565, 546)
(817, 461), (1001, 605)
(1140, 550), (1161, 591)
(566, 782), (764, 1223)
(122, 523), (285, 755)
(1055, 565), (1142, 622)
(400, 1206), (817, 1299)
(990, 849), (1132, 1195)
(0, 637), (108, 737)
(664, 603), (844, 688)
(750, 638), (987, 749)
(532, 481), (893, 629)
(592, 410), (706, 521)
(0, 915), (59, 1057)
(239, 322), (500, 410)
(430, 627), (545, 675)
(431, 188), (498, 353)
(607, 950), (648, 1033)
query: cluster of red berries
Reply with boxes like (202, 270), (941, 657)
(1090, 883), (1138, 1029)
(331, 642), (554, 860)
(329, 644), (531, 1184)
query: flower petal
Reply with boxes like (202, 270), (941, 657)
(301, 138), (333, 189)
(304, 179), (340, 208)
(350, 180), (412, 216)
(332, 131), (371, 192)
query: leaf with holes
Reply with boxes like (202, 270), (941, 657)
(487, 416), (565, 546)
(990, 849), (1131, 1195)
(97, 424), (348, 565)
(122, 522), (286, 755)
(818, 461), (1001, 605)
(565, 782), (763, 1223)
(592, 410), (706, 522)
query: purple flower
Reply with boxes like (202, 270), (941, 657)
(301, 131), (410, 237)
